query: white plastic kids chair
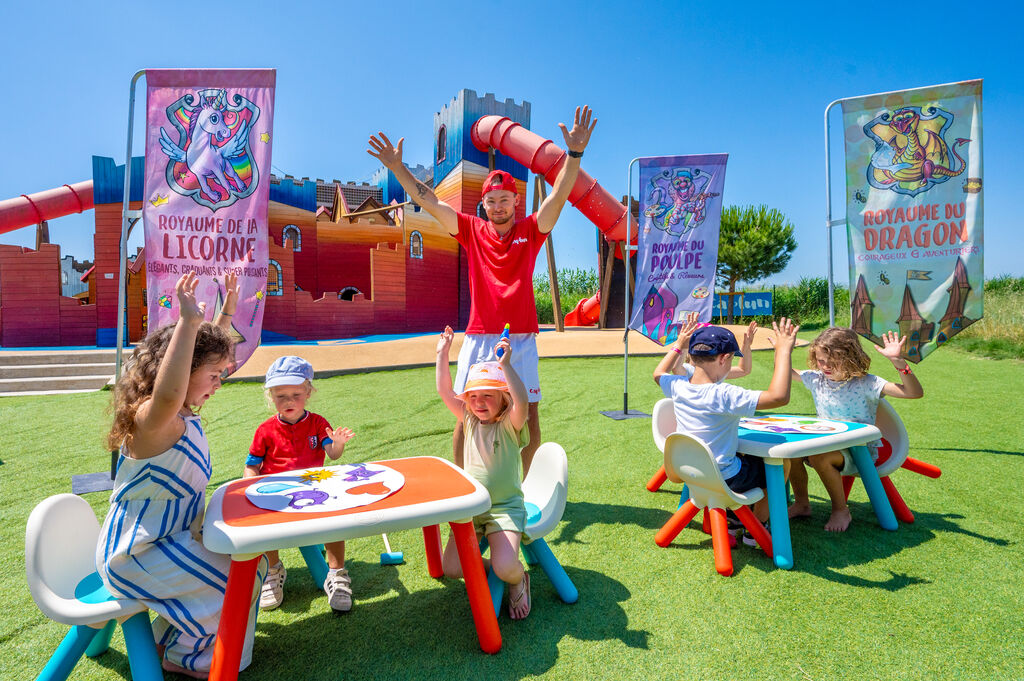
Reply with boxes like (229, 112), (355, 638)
(483, 441), (578, 613)
(837, 398), (942, 523)
(25, 494), (162, 681)
(654, 432), (773, 576)
(645, 398), (676, 492)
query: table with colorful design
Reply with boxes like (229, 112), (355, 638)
(202, 456), (498, 681)
(737, 414), (898, 570)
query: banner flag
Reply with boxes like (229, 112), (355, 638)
(841, 80), (982, 363)
(143, 68), (275, 369)
(628, 154), (727, 345)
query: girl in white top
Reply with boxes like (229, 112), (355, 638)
(788, 327), (924, 532)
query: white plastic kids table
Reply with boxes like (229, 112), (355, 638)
(736, 415), (897, 570)
(203, 456), (498, 681)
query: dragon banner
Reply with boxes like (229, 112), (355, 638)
(143, 69), (275, 369)
(628, 154), (727, 345)
(841, 80), (982, 363)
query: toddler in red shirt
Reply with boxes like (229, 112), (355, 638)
(244, 356), (355, 611)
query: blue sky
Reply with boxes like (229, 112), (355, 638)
(1, 1), (1019, 287)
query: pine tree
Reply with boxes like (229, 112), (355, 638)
(716, 205), (797, 323)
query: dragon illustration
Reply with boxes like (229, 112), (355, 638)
(864, 106), (969, 197)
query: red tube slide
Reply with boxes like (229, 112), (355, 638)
(564, 291), (601, 327)
(0, 181), (94, 236)
(470, 116), (634, 243)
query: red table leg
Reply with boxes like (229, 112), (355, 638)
(423, 524), (444, 578)
(449, 521), (501, 654)
(209, 556), (260, 681)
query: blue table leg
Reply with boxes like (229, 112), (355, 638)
(524, 539), (578, 604)
(298, 544), (329, 588)
(764, 460), (793, 570)
(849, 445), (898, 531)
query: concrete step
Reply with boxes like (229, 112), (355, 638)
(0, 349), (119, 366)
(0, 375), (114, 394)
(0, 363), (116, 379)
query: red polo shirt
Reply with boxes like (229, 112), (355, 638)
(249, 411), (332, 475)
(454, 212), (547, 334)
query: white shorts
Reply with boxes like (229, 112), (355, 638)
(454, 332), (541, 403)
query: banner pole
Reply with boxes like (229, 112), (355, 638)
(623, 158), (638, 414)
(824, 98), (841, 328)
(116, 70), (146, 382)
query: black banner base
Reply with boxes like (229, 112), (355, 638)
(72, 472), (115, 495)
(600, 410), (651, 420)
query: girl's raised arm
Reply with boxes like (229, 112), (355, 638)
(435, 326), (464, 420)
(135, 273), (204, 435)
(495, 338), (529, 432)
(876, 331), (924, 399)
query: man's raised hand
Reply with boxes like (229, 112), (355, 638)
(558, 105), (597, 154)
(367, 132), (404, 170)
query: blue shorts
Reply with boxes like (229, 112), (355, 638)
(724, 454), (766, 493)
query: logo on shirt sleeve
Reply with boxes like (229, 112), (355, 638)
(308, 435), (320, 450)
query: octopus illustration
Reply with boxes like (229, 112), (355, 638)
(864, 105), (969, 197)
(640, 285), (683, 344)
(644, 168), (720, 236)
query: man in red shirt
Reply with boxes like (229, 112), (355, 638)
(368, 106), (596, 474)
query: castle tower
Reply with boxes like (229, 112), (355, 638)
(851, 274), (876, 339)
(896, 285), (934, 362)
(432, 89), (532, 218)
(936, 257), (976, 344)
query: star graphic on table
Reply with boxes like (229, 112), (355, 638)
(259, 132), (271, 143)
(343, 464), (381, 482)
(300, 469), (335, 483)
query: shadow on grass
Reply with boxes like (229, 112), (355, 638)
(917, 446), (1024, 457)
(784, 502), (1010, 589)
(554, 500), (674, 544)
(252, 563), (648, 681)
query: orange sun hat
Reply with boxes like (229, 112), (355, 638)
(459, 361), (509, 397)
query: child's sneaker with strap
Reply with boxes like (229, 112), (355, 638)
(324, 568), (353, 612)
(259, 562), (286, 610)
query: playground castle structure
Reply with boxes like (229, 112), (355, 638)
(0, 89), (632, 348)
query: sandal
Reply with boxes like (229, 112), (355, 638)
(508, 572), (531, 620)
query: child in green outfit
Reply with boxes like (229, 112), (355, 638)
(435, 326), (532, 620)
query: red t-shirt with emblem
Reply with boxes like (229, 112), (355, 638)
(454, 212), (547, 334)
(249, 411), (332, 475)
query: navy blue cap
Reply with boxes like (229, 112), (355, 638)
(688, 326), (742, 357)
(264, 356), (314, 388)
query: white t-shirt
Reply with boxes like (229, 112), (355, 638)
(659, 374), (761, 479)
(800, 371), (888, 448)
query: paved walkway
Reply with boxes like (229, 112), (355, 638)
(235, 324), (803, 382)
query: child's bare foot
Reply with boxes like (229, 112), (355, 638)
(824, 507), (852, 532)
(162, 659), (209, 679)
(788, 502), (812, 519)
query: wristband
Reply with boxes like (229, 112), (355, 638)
(671, 347), (682, 355)
(221, 313), (233, 316)
(567, 149), (584, 158)
(899, 365), (912, 375)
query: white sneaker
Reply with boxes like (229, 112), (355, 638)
(259, 562), (286, 610)
(324, 568), (352, 612)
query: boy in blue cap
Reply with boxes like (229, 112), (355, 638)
(653, 318), (800, 523)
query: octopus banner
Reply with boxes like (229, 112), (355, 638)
(628, 154), (728, 345)
(841, 80), (983, 363)
(143, 69), (275, 369)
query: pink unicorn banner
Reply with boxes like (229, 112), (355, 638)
(143, 69), (275, 369)
(628, 154), (728, 345)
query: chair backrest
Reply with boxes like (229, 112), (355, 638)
(873, 398), (910, 477)
(521, 442), (568, 539)
(25, 494), (103, 620)
(664, 432), (762, 509)
(652, 398), (676, 453)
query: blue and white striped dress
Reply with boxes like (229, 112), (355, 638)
(96, 414), (264, 673)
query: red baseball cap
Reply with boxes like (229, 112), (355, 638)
(481, 170), (518, 198)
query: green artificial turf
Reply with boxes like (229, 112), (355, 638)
(2, 339), (1022, 680)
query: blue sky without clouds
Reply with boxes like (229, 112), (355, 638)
(1, 1), (1019, 287)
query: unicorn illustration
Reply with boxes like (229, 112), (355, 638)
(159, 88), (258, 209)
